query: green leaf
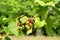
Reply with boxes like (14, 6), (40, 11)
(8, 21), (19, 37)
(3, 18), (12, 24)
(3, 27), (10, 35)
(46, 1), (55, 7)
(53, 0), (60, 4)
(34, 0), (45, 6)
(19, 30), (24, 36)
(34, 0), (55, 7)
(37, 6), (49, 20)
(4, 36), (11, 40)
(34, 17), (40, 28)
(45, 16), (55, 36)
(34, 17), (46, 28)
(54, 7), (60, 15)
(41, 0), (52, 3)
(20, 16), (28, 24)
(40, 20), (46, 27)
(0, 16), (5, 24)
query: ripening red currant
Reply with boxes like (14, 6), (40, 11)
(17, 22), (22, 26)
(27, 18), (34, 26)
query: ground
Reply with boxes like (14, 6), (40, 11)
(4, 36), (60, 40)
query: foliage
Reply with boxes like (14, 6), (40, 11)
(0, 0), (60, 40)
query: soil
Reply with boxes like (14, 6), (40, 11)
(4, 36), (60, 40)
